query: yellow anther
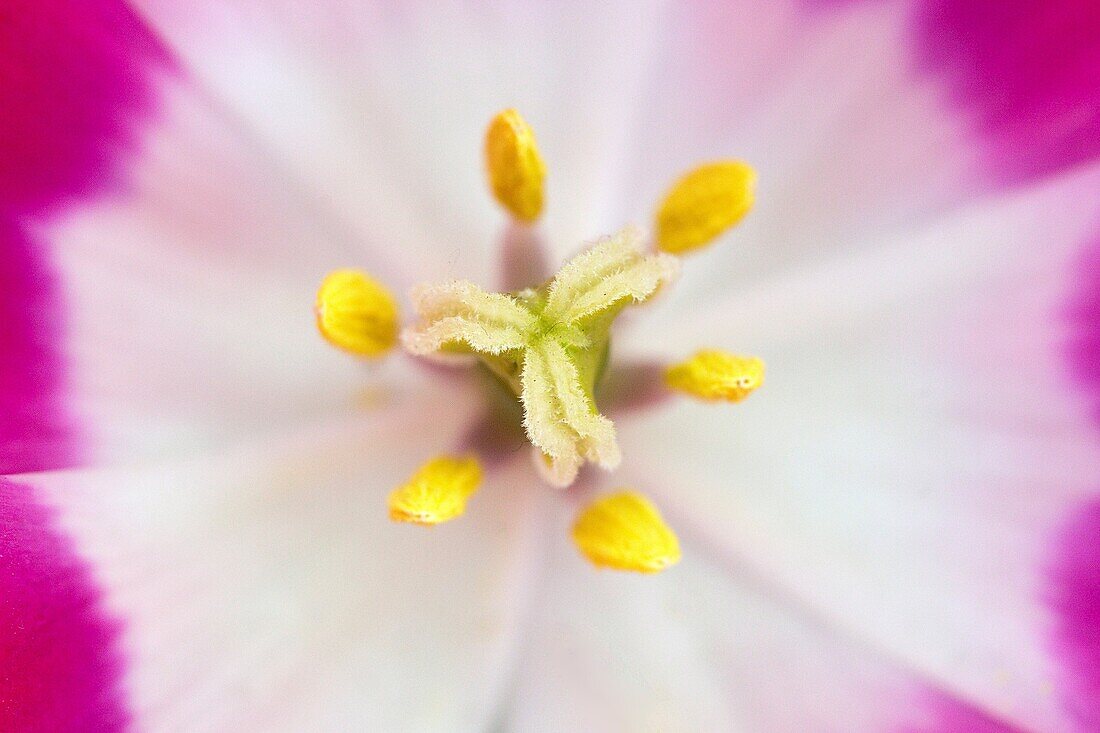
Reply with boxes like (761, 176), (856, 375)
(655, 160), (756, 254)
(315, 269), (399, 357)
(665, 350), (765, 402)
(485, 109), (546, 222)
(572, 491), (681, 573)
(388, 455), (483, 525)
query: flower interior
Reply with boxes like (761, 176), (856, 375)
(316, 109), (763, 574)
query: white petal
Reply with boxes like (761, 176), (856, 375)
(45, 76), (428, 465)
(506, 499), (1014, 732)
(610, 0), (985, 314)
(132, 1), (672, 268)
(614, 163), (1100, 730)
(25, 381), (546, 732)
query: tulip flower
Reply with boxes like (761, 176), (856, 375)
(2, 1), (1099, 730)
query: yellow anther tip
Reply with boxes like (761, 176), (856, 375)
(485, 109), (546, 222)
(665, 350), (765, 403)
(388, 455), (483, 526)
(656, 160), (756, 254)
(572, 491), (681, 573)
(316, 269), (399, 357)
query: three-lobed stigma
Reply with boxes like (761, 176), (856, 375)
(403, 226), (678, 487)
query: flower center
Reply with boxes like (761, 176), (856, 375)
(403, 225), (678, 486)
(314, 108), (763, 574)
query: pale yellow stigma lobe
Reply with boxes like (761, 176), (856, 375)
(388, 455), (483, 525)
(316, 269), (399, 357)
(665, 350), (765, 402)
(572, 491), (681, 573)
(403, 226), (678, 487)
(656, 160), (756, 254)
(485, 109), (546, 223)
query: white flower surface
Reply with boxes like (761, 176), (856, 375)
(3, 1), (1100, 732)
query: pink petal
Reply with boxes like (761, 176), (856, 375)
(1, 478), (128, 731)
(13, 33), (434, 467)
(915, 0), (1099, 184)
(131, 0), (673, 267)
(614, 0), (1100, 316)
(615, 1), (974, 277)
(814, 0), (1100, 184)
(616, 163), (1100, 730)
(1048, 498), (1100, 729)
(45, 80), (418, 466)
(508, 498), (1028, 731)
(1065, 239), (1100, 427)
(894, 688), (1023, 732)
(30, 380), (543, 730)
(0, 224), (81, 473)
(0, 0), (168, 215)
(0, 0), (167, 473)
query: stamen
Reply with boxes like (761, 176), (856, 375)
(571, 491), (681, 573)
(665, 350), (765, 402)
(655, 161), (756, 254)
(315, 269), (399, 357)
(485, 109), (546, 223)
(388, 455), (483, 525)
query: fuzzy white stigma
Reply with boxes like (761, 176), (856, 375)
(403, 226), (678, 486)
